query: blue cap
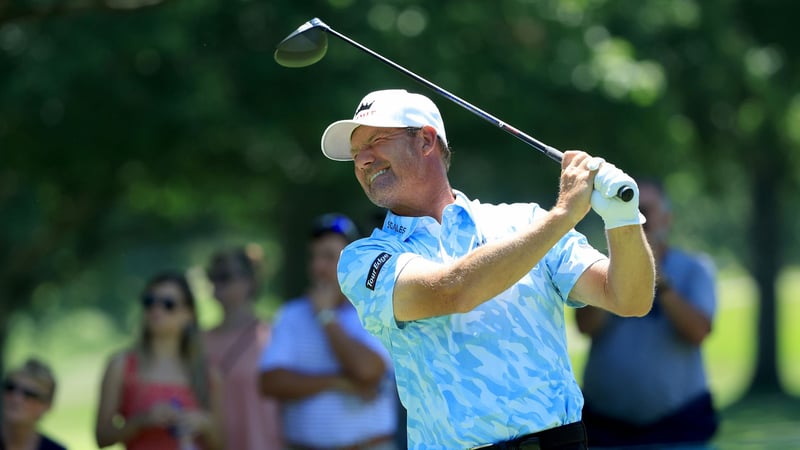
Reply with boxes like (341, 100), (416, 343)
(310, 213), (360, 243)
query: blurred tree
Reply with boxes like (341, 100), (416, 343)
(615, 0), (800, 395)
(1, 0), (797, 400)
(0, 0), (167, 23)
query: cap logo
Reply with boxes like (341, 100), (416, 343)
(354, 100), (374, 116)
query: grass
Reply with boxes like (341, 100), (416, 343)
(5, 267), (800, 449)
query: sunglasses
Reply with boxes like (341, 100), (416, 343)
(142, 294), (181, 312)
(3, 380), (46, 402)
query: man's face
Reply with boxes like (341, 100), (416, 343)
(350, 125), (426, 209)
(638, 183), (670, 247)
(309, 233), (348, 284)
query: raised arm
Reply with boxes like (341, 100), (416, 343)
(568, 157), (655, 316)
(393, 151), (598, 322)
(569, 225), (655, 317)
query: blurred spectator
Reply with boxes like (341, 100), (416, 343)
(1, 357), (66, 450)
(576, 179), (719, 448)
(203, 246), (282, 450)
(370, 210), (409, 450)
(259, 213), (398, 450)
(95, 271), (224, 450)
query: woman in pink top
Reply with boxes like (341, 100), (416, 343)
(203, 247), (283, 450)
(95, 271), (224, 450)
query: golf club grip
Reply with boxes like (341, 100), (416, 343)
(617, 186), (635, 202)
(506, 126), (634, 203)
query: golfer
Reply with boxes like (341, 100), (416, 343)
(320, 89), (655, 449)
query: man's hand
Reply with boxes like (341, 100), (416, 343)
(556, 151), (598, 224)
(590, 159), (645, 229)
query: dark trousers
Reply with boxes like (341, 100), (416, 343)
(472, 421), (588, 450)
(582, 392), (718, 448)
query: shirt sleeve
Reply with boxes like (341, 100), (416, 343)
(337, 239), (416, 342)
(339, 307), (394, 365)
(683, 253), (718, 318)
(544, 228), (607, 307)
(481, 202), (606, 308)
(258, 306), (296, 371)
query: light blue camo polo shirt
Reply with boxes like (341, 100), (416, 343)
(338, 190), (606, 449)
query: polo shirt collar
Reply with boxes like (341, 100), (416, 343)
(380, 190), (475, 241)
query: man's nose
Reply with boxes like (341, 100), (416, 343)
(354, 147), (375, 168)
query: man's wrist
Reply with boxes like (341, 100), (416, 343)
(316, 308), (337, 326)
(603, 211), (646, 230)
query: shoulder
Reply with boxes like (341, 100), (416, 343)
(339, 235), (409, 270)
(104, 349), (133, 375)
(471, 200), (543, 239)
(470, 197), (540, 218)
(669, 247), (716, 272)
(274, 297), (312, 319)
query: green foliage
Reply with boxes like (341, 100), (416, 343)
(1, 0), (799, 391)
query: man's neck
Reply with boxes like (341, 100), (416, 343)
(391, 186), (456, 223)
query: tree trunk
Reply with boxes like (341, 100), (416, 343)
(0, 302), (7, 414)
(745, 170), (783, 395)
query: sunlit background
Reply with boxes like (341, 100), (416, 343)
(2, 0), (799, 448)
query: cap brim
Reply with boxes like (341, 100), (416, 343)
(321, 120), (360, 161)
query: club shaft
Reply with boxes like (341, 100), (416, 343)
(313, 19), (633, 202)
(318, 22), (563, 163)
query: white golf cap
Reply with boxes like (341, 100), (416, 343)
(321, 89), (448, 161)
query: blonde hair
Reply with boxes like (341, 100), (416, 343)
(6, 357), (56, 403)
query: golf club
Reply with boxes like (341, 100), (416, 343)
(275, 17), (634, 202)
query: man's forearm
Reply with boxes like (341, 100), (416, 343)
(321, 320), (386, 385)
(259, 369), (344, 400)
(394, 206), (580, 321)
(658, 286), (712, 345)
(605, 225), (655, 317)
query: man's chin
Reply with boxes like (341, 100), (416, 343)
(365, 191), (391, 209)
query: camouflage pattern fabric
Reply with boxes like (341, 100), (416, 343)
(338, 191), (606, 449)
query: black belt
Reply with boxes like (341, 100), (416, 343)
(471, 421), (587, 450)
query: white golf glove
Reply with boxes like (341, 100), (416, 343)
(589, 158), (646, 230)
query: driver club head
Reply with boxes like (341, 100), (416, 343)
(274, 18), (329, 68)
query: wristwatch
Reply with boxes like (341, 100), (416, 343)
(316, 308), (337, 326)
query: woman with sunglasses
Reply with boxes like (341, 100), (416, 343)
(95, 271), (223, 450)
(203, 246), (282, 450)
(1, 358), (67, 450)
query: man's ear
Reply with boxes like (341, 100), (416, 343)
(420, 125), (437, 155)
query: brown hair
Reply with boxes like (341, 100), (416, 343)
(137, 270), (210, 408)
(6, 358), (57, 403)
(207, 245), (264, 299)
